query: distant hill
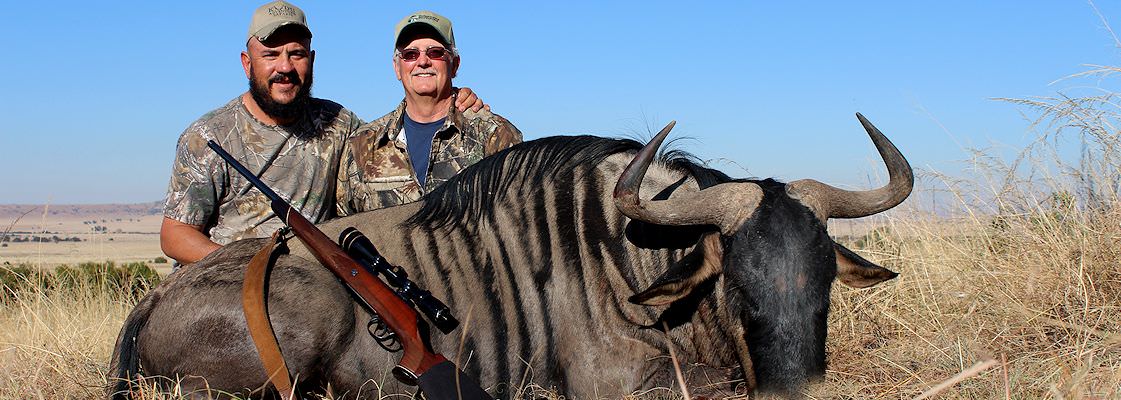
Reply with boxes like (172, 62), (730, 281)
(0, 201), (163, 219)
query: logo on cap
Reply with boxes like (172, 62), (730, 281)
(408, 14), (440, 24)
(267, 4), (298, 17)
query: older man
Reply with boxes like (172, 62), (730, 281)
(161, 2), (484, 264)
(337, 11), (523, 213)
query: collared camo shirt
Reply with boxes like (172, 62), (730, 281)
(164, 95), (362, 245)
(336, 99), (523, 215)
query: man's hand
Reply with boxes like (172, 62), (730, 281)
(455, 87), (490, 112)
(160, 217), (222, 265)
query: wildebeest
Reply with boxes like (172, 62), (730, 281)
(110, 114), (910, 399)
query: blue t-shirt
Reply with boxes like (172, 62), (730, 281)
(402, 114), (446, 188)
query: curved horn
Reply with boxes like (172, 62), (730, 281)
(613, 121), (763, 235)
(786, 113), (913, 220)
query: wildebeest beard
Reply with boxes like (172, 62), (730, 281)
(248, 66), (313, 121)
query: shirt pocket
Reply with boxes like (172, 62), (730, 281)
(355, 144), (421, 206)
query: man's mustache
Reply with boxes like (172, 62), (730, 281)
(269, 72), (301, 86)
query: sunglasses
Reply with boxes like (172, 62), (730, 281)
(396, 46), (452, 62)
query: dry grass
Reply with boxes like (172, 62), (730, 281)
(0, 273), (138, 398)
(814, 201), (1121, 399)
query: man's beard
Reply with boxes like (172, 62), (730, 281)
(248, 66), (313, 121)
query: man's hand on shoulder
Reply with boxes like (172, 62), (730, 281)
(455, 87), (490, 113)
(160, 217), (222, 265)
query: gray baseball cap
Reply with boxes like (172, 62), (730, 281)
(248, 1), (312, 42)
(394, 10), (454, 48)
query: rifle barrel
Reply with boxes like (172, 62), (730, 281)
(206, 140), (285, 206)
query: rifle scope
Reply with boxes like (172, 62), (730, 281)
(339, 227), (460, 334)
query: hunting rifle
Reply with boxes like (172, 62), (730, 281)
(208, 140), (491, 400)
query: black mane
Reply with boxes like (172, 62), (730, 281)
(406, 135), (729, 230)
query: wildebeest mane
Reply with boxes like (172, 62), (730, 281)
(406, 135), (724, 230)
(664, 149), (735, 189)
(406, 135), (636, 229)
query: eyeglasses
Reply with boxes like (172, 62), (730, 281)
(396, 46), (452, 62)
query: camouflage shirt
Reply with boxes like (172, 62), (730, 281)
(336, 99), (523, 214)
(164, 95), (362, 245)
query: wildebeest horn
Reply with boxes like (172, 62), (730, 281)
(785, 113), (913, 221)
(613, 121), (763, 235)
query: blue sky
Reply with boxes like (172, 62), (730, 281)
(1, 1), (1119, 204)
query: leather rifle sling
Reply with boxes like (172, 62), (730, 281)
(243, 230), (294, 398)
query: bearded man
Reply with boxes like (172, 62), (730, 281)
(160, 1), (484, 264)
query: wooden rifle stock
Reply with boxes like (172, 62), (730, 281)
(206, 140), (444, 383)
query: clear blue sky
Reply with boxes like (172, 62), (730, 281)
(1, 1), (1119, 204)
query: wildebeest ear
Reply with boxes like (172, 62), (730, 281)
(834, 243), (898, 288)
(630, 233), (723, 306)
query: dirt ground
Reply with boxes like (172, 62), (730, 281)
(0, 205), (170, 274)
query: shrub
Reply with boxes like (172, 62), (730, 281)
(1, 261), (160, 303)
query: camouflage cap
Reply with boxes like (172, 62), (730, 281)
(394, 10), (455, 48)
(248, 0), (312, 42)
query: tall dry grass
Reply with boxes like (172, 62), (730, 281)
(0, 263), (157, 399)
(817, 202), (1121, 398)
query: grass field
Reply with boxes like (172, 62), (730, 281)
(0, 212), (169, 274)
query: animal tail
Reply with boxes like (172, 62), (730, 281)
(107, 291), (160, 400)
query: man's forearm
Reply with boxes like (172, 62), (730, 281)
(160, 217), (222, 264)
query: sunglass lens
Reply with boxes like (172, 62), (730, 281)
(426, 48), (447, 60)
(400, 49), (421, 61)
